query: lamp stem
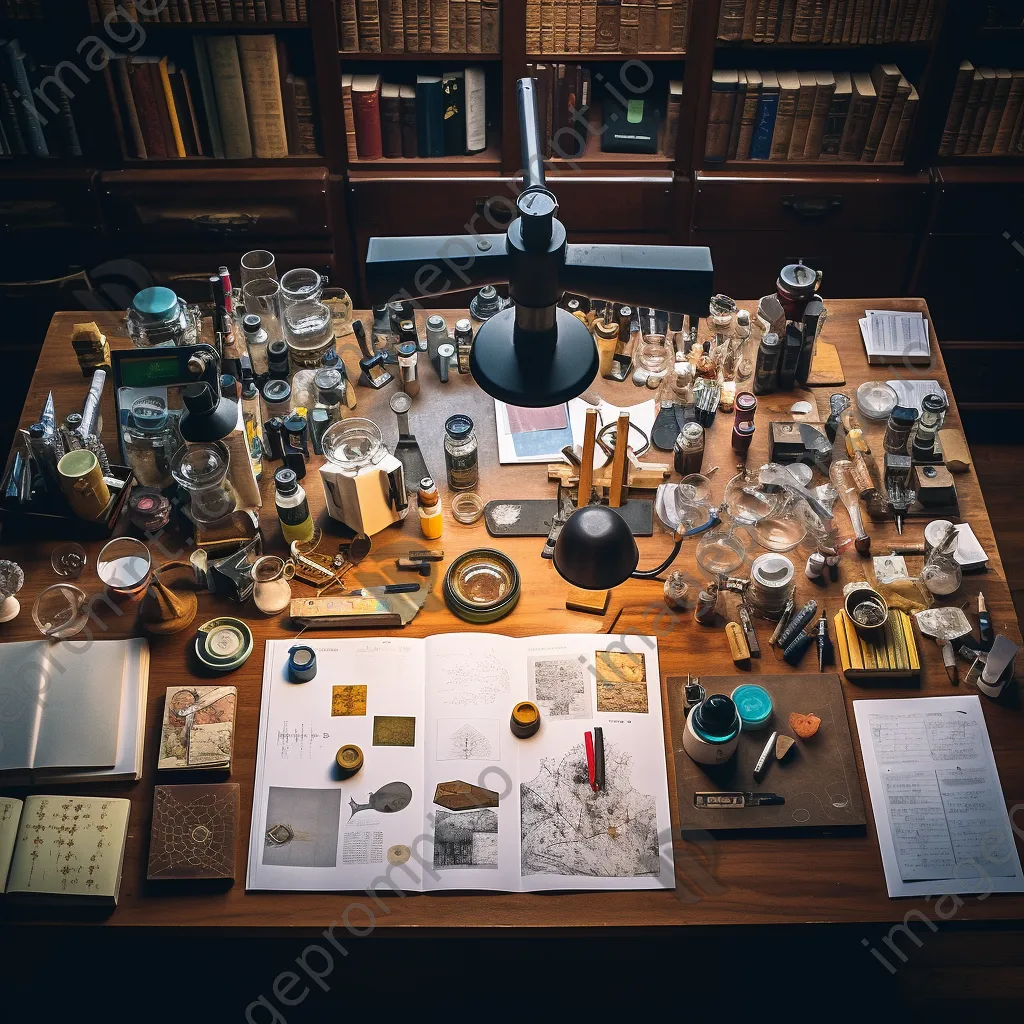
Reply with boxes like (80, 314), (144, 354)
(630, 511), (722, 580)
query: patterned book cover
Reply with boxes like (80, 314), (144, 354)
(159, 685), (237, 770)
(147, 784), (239, 881)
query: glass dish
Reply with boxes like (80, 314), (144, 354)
(856, 380), (898, 421)
(322, 418), (385, 469)
(696, 526), (746, 579)
(443, 548), (521, 624)
(51, 542), (87, 579)
(171, 442), (237, 524)
(32, 584), (89, 638)
(96, 537), (152, 595)
(723, 469), (778, 525)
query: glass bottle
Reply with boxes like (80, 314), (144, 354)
(912, 393), (947, 461)
(454, 319), (474, 374)
(314, 367), (345, 424)
(635, 323), (673, 379)
(242, 314), (269, 385)
(262, 378), (292, 420)
(753, 332), (781, 395)
(673, 422), (705, 476)
(418, 477), (443, 539)
(921, 528), (962, 596)
(274, 467), (315, 545)
(124, 395), (180, 490)
(240, 380), (264, 481)
(444, 414), (479, 491)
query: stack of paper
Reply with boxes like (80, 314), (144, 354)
(0, 639), (149, 784)
(859, 309), (931, 365)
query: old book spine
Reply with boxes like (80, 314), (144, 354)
(431, 0), (449, 50)
(787, 77), (816, 158)
(357, 0), (382, 51)
(910, 0), (928, 40)
(752, 0), (768, 41)
(539, 0), (554, 50)
(381, 86), (402, 156)
(382, 0), (405, 51)
(839, 82), (873, 159)
(662, 81), (682, 156)
(874, 78), (909, 161)
(103, 61), (130, 158)
(554, 0), (567, 50)
(402, 0), (418, 49)
(418, 0), (432, 50)
(735, 79), (761, 158)
(881, 0), (899, 40)
(766, 0), (782, 39)
(206, 36), (253, 158)
(967, 71), (996, 154)
(939, 61), (973, 156)
(254, 0), (267, 20)
(339, 0), (360, 49)
(978, 72), (1012, 155)
(889, 85), (916, 161)
(740, 0), (758, 39)
(955, 71), (983, 155)
(791, 0), (812, 40)
(238, 34), (289, 157)
(399, 84), (417, 156)
(993, 74), (1024, 155)
(116, 57), (147, 158)
(342, 75), (359, 161)
(581, 0), (598, 50)
(820, 79), (850, 158)
(861, 66), (898, 161)
(449, 0), (466, 50)
(466, 0), (481, 50)
(655, 0), (673, 50)
(352, 82), (382, 158)
(620, 0), (639, 51)
(770, 81), (799, 159)
(705, 76), (737, 163)
(803, 76), (835, 157)
(526, 0), (541, 52)
(157, 57), (187, 156)
(595, 0), (620, 49)
(823, 0), (839, 40)
(670, 0), (689, 48)
(717, 0), (745, 39)
(128, 60), (167, 158)
(809, 0), (826, 40)
(566, 0), (582, 51)
(777, 0), (795, 40)
(727, 74), (746, 159)
(480, 0), (498, 51)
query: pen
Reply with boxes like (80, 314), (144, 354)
(753, 730), (777, 782)
(593, 726), (605, 792)
(585, 730), (598, 792)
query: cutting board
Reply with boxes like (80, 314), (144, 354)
(665, 673), (866, 835)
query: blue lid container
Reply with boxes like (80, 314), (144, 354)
(132, 286), (181, 325)
(731, 683), (774, 731)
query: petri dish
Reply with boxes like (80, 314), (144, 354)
(32, 584), (89, 639)
(51, 542), (87, 579)
(96, 536), (152, 594)
(724, 469), (778, 525)
(856, 381), (897, 421)
(450, 491), (485, 525)
(753, 514), (807, 553)
(695, 527), (746, 579)
(443, 548), (520, 623)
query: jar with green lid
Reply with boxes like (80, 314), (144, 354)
(444, 414), (479, 491)
(124, 396), (180, 489)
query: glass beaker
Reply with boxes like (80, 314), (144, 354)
(322, 417), (386, 470)
(242, 278), (284, 343)
(123, 395), (180, 489)
(280, 267), (326, 306)
(240, 250), (278, 288)
(920, 528), (962, 596)
(171, 442), (237, 524)
(696, 523), (747, 580)
(283, 296), (335, 368)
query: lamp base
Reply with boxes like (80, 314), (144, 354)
(470, 307), (599, 407)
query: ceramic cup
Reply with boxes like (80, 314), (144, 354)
(57, 449), (110, 520)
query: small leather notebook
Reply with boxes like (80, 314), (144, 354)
(666, 674), (866, 834)
(147, 784), (239, 881)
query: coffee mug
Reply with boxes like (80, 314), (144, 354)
(57, 449), (110, 520)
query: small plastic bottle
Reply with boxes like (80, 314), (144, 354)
(417, 477), (443, 539)
(240, 379), (264, 481)
(274, 467), (314, 545)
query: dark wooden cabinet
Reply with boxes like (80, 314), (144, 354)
(100, 167), (333, 249)
(691, 171), (931, 298)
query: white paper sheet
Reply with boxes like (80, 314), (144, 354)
(885, 379), (948, 413)
(853, 696), (1024, 898)
(248, 634), (675, 893)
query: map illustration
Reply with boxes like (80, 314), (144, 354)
(437, 653), (510, 708)
(520, 740), (660, 877)
(437, 718), (499, 761)
(528, 657), (591, 719)
(433, 809), (498, 869)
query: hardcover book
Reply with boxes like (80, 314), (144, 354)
(147, 784), (239, 881)
(159, 685), (237, 771)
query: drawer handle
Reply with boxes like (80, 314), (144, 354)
(189, 212), (261, 234)
(781, 196), (843, 218)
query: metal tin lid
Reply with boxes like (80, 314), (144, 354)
(336, 743), (363, 776)
(445, 414), (474, 440)
(751, 553), (795, 590)
(313, 368), (343, 394)
(510, 701), (540, 738)
(263, 378), (292, 404)
(735, 392), (757, 413)
(132, 286), (180, 324)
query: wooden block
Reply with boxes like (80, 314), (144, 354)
(939, 429), (972, 473)
(806, 338), (845, 385)
(566, 586), (610, 614)
(547, 463), (671, 491)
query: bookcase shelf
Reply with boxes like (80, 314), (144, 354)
(715, 40), (935, 50)
(347, 139), (501, 174)
(90, 22), (311, 30)
(339, 51), (502, 61)
(525, 52), (686, 61)
(707, 158), (909, 172)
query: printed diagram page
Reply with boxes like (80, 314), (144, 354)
(423, 632), (526, 892)
(516, 634), (675, 892)
(248, 638), (427, 893)
(854, 696), (1024, 898)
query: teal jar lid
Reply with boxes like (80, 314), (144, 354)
(132, 286), (180, 324)
(731, 683), (774, 731)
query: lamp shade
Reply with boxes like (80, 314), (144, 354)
(552, 505), (639, 591)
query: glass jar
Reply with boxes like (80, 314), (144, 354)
(280, 267), (325, 306)
(171, 442), (236, 524)
(240, 250), (278, 288)
(883, 406), (918, 455)
(673, 422), (705, 476)
(242, 279), (284, 344)
(123, 396), (180, 489)
(262, 378), (292, 420)
(635, 328), (673, 379)
(659, 356), (694, 405)
(444, 414), (479, 491)
(242, 313), (269, 384)
(125, 286), (201, 348)
(290, 368), (319, 413)
(284, 297), (335, 369)
(314, 368), (346, 423)
(454, 319), (473, 374)
(912, 393), (948, 460)
(251, 554), (295, 614)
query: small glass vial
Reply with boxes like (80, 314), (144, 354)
(732, 420), (756, 457)
(417, 477), (443, 539)
(673, 422), (705, 476)
(267, 339), (290, 381)
(425, 314), (450, 364)
(314, 367), (345, 423)
(124, 396), (180, 490)
(242, 314), (269, 385)
(753, 332), (781, 395)
(262, 378), (292, 420)
(912, 393), (947, 461)
(240, 379), (264, 481)
(444, 414), (479, 491)
(397, 341), (420, 398)
(274, 467), (314, 545)
(664, 571), (690, 610)
(454, 319), (473, 374)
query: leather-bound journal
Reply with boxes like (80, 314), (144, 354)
(147, 783), (239, 881)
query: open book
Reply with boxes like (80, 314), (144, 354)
(248, 633), (674, 893)
(0, 795), (131, 905)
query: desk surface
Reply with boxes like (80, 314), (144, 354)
(3, 300), (1022, 933)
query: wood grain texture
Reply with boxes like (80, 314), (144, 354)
(1, 299), (1022, 933)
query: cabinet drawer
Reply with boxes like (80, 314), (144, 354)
(692, 229), (917, 298)
(546, 176), (674, 234)
(0, 170), (101, 239)
(693, 172), (929, 234)
(101, 167), (332, 246)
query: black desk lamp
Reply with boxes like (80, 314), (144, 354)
(553, 504), (722, 591)
(364, 78), (714, 408)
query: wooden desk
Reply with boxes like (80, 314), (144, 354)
(2, 301), (1022, 935)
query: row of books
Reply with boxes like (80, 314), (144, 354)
(981, 1), (1024, 27)
(717, 0), (940, 44)
(0, 0), (43, 18)
(706, 63), (917, 163)
(939, 63), (1024, 157)
(342, 68), (486, 160)
(90, 0), (308, 19)
(338, 0), (500, 53)
(0, 39), (82, 159)
(526, 0), (691, 54)
(103, 34), (318, 160)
